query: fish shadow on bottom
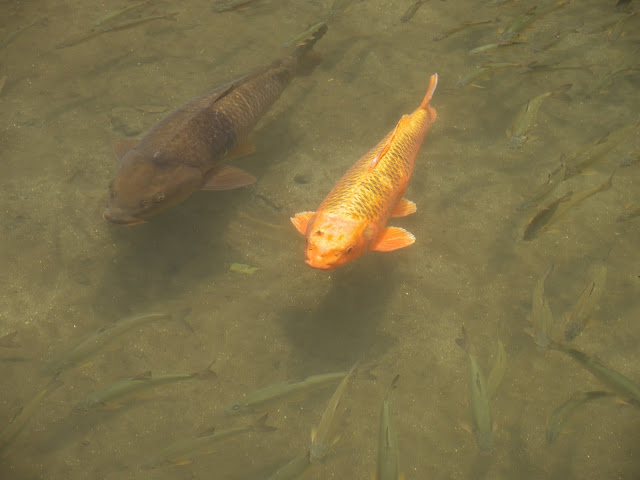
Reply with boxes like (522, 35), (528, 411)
(278, 257), (399, 369)
(92, 189), (248, 312)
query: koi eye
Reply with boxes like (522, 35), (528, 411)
(346, 247), (354, 254)
(153, 192), (166, 203)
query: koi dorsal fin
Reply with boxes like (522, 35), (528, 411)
(368, 115), (411, 170)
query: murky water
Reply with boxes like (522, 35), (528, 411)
(1, 0), (639, 479)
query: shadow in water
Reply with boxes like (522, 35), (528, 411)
(92, 188), (252, 316)
(279, 256), (400, 370)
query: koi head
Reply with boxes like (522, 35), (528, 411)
(104, 150), (202, 226)
(303, 213), (375, 270)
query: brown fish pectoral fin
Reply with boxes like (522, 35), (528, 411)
(225, 138), (256, 160)
(370, 227), (415, 252)
(112, 139), (139, 160)
(291, 211), (315, 235)
(391, 198), (417, 217)
(202, 165), (256, 190)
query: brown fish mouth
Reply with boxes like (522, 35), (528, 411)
(103, 209), (146, 226)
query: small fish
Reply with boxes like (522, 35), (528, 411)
(522, 191), (573, 241)
(213, 0), (259, 13)
(143, 414), (276, 468)
(73, 364), (215, 412)
(0, 331), (19, 348)
(486, 339), (507, 396)
(507, 84), (572, 150)
(104, 24), (327, 225)
(229, 263), (260, 275)
(551, 342), (640, 405)
(456, 66), (491, 88)
(579, 12), (635, 34)
(499, 2), (568, 43)
(468, 39), (523, 55)
(546, 391), (612, 444)
(456, 62), (521, 88)
(564, 121), (638, 179)
(310, 362), (358, 463)
(56, 12), (178, 49)
(523, 174), (613, 241)
(327, 0), (359, 21)
(608, 11), (637, 41)
(530, 24), (583, 52)
(456, 327), (493, 453)
(43, 312), (173, 376)
(529, 264), (555, 349)
(291, 74), (438, 270)
(518, 61), (592, 75)
(587, 59), (638, 98)
(400, 0), (428, 23)
(376, 375), (403, 480)
(267, 452), (312, 480)
(564, 258), (608, 341)
(91, 1), (150, 27)
(101, 12), (179, 32)
(0, 379), (63, 457)
(0, 18), (40, 49)
(433, 18), (498, 41)
(226, 370), (348, 416)
(616, 199), (640, 222)
(283, 21), (327, 48)
(516, 161), (566, 212)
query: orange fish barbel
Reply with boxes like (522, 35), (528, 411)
(291, 73), (438, 270)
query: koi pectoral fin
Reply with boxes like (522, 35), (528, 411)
(202, 165), (256, 190)
(391, 198), (416, 217)
(370, 227), (415, 252)
(291, 211), (315, 235)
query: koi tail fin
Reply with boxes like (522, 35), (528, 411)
(420, 73), (439, 123)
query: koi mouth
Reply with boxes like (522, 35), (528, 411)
(305, 258), (334, 271)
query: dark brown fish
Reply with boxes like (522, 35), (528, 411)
(104, 24), (328, 225)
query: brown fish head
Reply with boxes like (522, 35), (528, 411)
(304, 212), (373, 270)
(104, 150), (203, 225)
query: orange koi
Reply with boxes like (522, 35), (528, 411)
(291, 74), (438, 270)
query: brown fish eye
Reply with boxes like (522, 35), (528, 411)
(153, 192), (166, 203)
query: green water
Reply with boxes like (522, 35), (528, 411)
(1, 0), (639, 478)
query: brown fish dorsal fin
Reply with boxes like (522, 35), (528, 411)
(202, 165), (256, 190)
(391, 198), (416, 217)
(370, 227), (415, 252)
(112, 139), (138, 160)
(368, 115), (411, 170)
(290, 211), (315, 235)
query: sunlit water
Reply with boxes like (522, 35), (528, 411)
(1, 0), (639, 479)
